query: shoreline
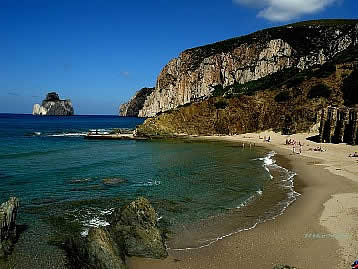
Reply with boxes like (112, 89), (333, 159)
(129, 132), (358, 269)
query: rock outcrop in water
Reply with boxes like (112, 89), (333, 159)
(119, 87), (154, 117)
(127, 20), (358, 117)
(110, 197), (167, 259)
(33, 92), (74, 116)
(0, 197), (19, 259)
(319, 106), (358, 144)
(65, 197), (167, 269)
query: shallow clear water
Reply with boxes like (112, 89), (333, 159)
(0, 114), (297, 267)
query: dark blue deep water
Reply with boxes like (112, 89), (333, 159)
(0, 114), (297, 268)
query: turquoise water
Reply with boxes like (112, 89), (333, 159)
(0, 114), (297, 267)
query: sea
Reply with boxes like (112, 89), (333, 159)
(0, 114), (299, 268)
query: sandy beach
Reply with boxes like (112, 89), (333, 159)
(129, 131), (358, 269)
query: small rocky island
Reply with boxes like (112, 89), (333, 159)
(33, 92), (74, 116)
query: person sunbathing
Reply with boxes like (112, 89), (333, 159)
(348, 152), (358, 157)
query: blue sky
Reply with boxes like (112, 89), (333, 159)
(0, 0), (357, 115)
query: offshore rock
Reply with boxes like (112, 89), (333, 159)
(129, 20), (358, 117)
(0, 197), (19, 258)
(119, 87), (154, 117)
(273, 266), (297, 269)
(33, 92), (74, 116)
(65, 228), (127, 269)
(64, 197), (167, 269)
(110, 197), (168, 259)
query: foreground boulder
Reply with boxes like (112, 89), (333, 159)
(65, 197), (167, 269)
(110, 197), (168, 258)
(33, 92), (74, 116)
(66, 228), (127, 269)
(273, 265), (297, 269)
(0, 197), (19, 258)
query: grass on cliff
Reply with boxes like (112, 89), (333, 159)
(211, 62), (338, 98)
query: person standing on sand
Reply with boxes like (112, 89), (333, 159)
(293, 142), (296, 154)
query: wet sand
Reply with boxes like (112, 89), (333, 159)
(129, 132), (358, 268)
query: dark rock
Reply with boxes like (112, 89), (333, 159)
(102, 178), (127, 186)
(319, 106), (358, 144)
(110, 197), (168, 259)
(44, 92), (60, 102)
(119, 87), (154, 117)
(33, 92), (74, 116)
(65, 228), (127, 269)
(0, 197), (20, 258)
(273, 265), (297, 269)
(64, 197), (167, 269)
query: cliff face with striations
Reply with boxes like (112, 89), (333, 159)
(135, 20), (358, 117)
(319, 106), (358, 145)
(33, 92), (74, 116)
(119, 87), (154, 117)
(136, 45), (358, 137)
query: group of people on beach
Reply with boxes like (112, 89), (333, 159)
(286, 139), (303, 154)
(348, 152), (358, 157)
(310, 146), (326, 152)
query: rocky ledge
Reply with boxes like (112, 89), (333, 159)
(0, 197), (20, 259)
(33, 92), (74, 116)
(64, 197), (167, 269)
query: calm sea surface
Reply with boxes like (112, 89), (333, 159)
(0, 114), (298, 268)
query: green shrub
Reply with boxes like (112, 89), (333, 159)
(307, 83), (331, 99)
(343, 69), (358, 106)
(211, 85), (225, 97)
(312, 63), (336, 78)
(214, 100), (228, 109)
(275, 91), (292, 103)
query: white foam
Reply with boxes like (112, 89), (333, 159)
(81, 229), (89, 237)
(169, 151), (301, 252)
(49, 132), (88, 137)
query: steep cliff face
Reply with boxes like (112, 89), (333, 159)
(319, 106), (358, 145)
(136, 51), (358, 137)
(119, 87), (154, 117)
(137, 20), (358, 117)
(33, 92), (74, 116)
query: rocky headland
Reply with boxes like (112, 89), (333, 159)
(119, 87), (154, 117)
(33, 92), (74, 116)
(64, 197), (167, 269)
(0, 197), (19, 259)
(122, 19), (358, 138)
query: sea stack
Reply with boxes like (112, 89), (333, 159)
(33, 92), (74, 116)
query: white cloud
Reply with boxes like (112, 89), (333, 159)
(234, 0), (338, 21)
(119, 71), (130, 78)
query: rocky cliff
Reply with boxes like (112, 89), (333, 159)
(33, 92), (74, 116)
(119, 87), (154, 117)
(0, 197), (19, 258)
(136, 46), (358, 137)
(319, 106), (358, 145)
(131, 19), (358, 117)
